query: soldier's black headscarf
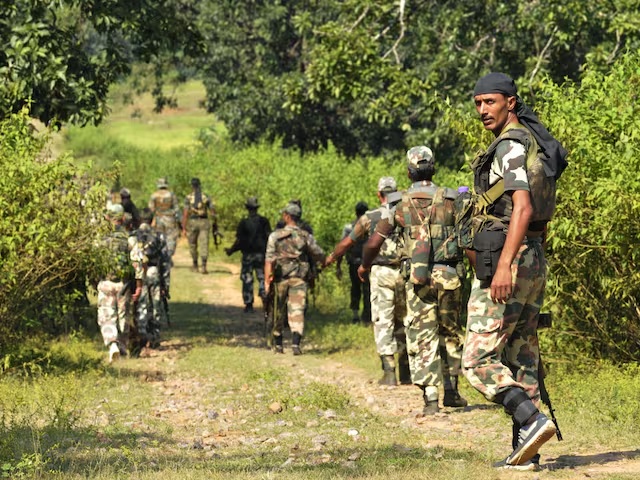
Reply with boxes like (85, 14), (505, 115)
(474, 72), (568, 180)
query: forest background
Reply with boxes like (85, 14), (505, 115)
(0, 1), (639, 478)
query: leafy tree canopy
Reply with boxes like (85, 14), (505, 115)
(0, 0), (202, 127)
(198, 0), (640, 161)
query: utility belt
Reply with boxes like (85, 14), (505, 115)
(399, 259), (461, 280)
(432, 264), (458, 275)
(189, 215), (208, 219)
(147, 260), (160, 267)
(372, 259), (401, 268)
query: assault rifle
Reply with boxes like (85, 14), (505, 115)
(212, 223), (224, 249)
(538, 312), (563, 441)
(263, 287), (275, 349)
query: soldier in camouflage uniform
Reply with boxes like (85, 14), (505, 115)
(336, 201), (371, 324)
(463, 72), (564, 469)
(325, 177), (409, 386)
(131, 208), (171, 352)
(360, 147), (468, 414)
(264, 202), (325, 355)
(97, 203), (144, 363)
(225, 196), (272, 313)
(149, 177), (180, 257)
(182, 177), (215, 274)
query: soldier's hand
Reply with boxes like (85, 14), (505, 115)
(490, 264), (513, 304)
(132, 286), (142, 303)
(224, 247), (232, 256)
(357, 265), (369, 282)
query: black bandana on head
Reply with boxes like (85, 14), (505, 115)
(473, 72), (518, 97)
(474, 72), (568, 180)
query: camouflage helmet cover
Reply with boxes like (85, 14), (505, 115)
(281, 202), (302, 218)
(157, 177), (169, 188)
(406, 146), (434, 168)
(377, 176), (397, 193)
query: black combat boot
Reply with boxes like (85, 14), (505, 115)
(422, 386), (440, 415)
(378, 355), (397, 386)
(191, 258), (199, 272)
(273, 335), (284, 354)
(398, 351), (412, 385)
(292, 332), (302, 355)
(200, 258), (208, 274)
(443, 374), (469, 408)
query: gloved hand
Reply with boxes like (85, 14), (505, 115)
(224, 247), (232, 256)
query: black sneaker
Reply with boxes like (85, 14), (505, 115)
(507, 413), (556, 465)
(292, 345), (302, 356)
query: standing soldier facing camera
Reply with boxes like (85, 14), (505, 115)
(462, 72), (567, 470)
(225, 196), (272, 313)
(182, 177), (215, 274)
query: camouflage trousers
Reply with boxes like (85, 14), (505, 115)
(241, 252), (266, 306)
(187, 217), (210, 261)
(273, 277), (307, 337)
(155, 217), (179, 257)
(462, 239), (546, 406)
(431, 266), (465, 377)
(97, 279), (132, 347)
(404, 281), (442, 400)
(136, 266), (166, 346)
(370, 265), (406, 356)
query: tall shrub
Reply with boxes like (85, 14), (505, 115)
(0, 109), (111, 355)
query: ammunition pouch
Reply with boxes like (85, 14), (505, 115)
(472, 230), (506, 281)
(537, 312), (553, 329)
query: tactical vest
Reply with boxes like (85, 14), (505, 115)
(104, 228), (134, 281)
(186, 192), (210, 217)
(401, 185), (459, 285)
(272, 227), (310, 280)
(463, 122), (557, 246)
(152, 190), (176, 217)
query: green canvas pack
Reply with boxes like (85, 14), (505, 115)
(402, 187), (458, 285)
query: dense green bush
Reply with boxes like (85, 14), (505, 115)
(0, 109), (112, 360)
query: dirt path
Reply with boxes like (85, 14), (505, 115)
(130, 241), (640, 478)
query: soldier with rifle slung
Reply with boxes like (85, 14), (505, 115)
(460, 72), (567, 470)
(264, 202), (325, 355)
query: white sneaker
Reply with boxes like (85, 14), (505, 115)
(108, 342), (121, 363)
(507, 413), (556, 465)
